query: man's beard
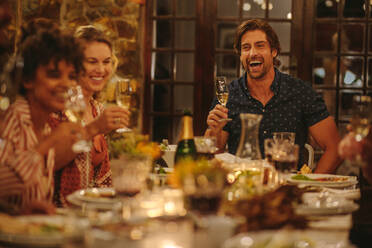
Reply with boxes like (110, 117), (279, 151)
(244, 60), (268, 80)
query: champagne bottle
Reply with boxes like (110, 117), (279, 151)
(174, 111), (197, 164)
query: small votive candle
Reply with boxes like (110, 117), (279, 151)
(162, 189), (185, 216)
(161, 240), (183, 248)
(137, 192), (164, 218)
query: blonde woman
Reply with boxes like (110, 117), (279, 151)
(50, 26), (129, 207)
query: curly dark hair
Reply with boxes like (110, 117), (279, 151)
(20, 18), (60, 45)
(19, 30), (84, 95)
(234, 19), (281, 66)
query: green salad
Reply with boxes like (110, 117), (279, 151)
(291, 174), (314, 181)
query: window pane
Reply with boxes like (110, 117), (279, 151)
(151, 52), (171, 80)
(175, 53), (194, 81)
(316, 0), (338, 18)
(217, 0), (238, 17)
(343, 0), (365, 18)
(216, 23), (237, 50)
(172, 116), (182, 144)
(269, 0), (292, 19)
(154, 0), (172, 16)
(313, 55), (337, 86)
(368, 25), (372, 52)
(339, 90), (363, 121)
(278, 55), (290, 75)
(151, 84), (171, 112)
(175, 21), (195, 49)
(154, 20), (172, 48)
(340, 56), (363, 87)
(174, 85), (193, 114)
(315, 23), (337, 51)
(176, 0), (195, 16)
(343, 24), (364, 52)
(242, 0), (265, 18)
(317, 89), (337, 116)
(368, 58), (372, 87)
(152, 116), (172, 143)
(216, 53), (239, 79)
(269, 22), (291, 53)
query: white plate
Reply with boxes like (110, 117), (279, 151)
(0, 215), (89, 247)
(295, 193), (359, 216)
(67, 188), (122, 210)
(223, 229), (353, 248)
(296, 201), (359, 216)
(72, 188), (120, 204)
(286, 174), (358, 188)
(324, 188), (361, 200)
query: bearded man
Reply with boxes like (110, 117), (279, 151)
(206, 19), (342, 174)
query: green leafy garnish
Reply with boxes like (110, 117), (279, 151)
(40, 224), (62, 233)
(291, 174), (314, 181)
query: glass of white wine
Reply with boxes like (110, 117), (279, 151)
(65, 85), (91, 153)
(115, 79), (133, 132)
(215, 76), (232, 122)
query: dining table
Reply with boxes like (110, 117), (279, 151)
(0, 164), (363, 248)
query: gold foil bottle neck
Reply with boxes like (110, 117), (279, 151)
(179, 115), (194, 140)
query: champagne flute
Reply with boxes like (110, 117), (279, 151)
(215, 76), (232, 122)
(65, 85), (92, 188)
(115, 79), (132, 132)
(65, 86), (91, 153)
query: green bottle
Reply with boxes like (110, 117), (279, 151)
(174, 111), (197, 165)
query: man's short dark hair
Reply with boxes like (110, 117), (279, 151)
(234, 19), (281, 66)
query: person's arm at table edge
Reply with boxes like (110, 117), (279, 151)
(310, 116), (343, 174)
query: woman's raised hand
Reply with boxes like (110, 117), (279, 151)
(89, 105), (130, 135)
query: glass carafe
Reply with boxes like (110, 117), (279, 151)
(235, 113), (263, 160)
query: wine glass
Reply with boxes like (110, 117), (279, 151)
(215, 76), (232, 122)
(272, 132), (296, 144)
(271, 142), (299, 184)
(115, 79), (133, 132)
(65, 86), (91, 153)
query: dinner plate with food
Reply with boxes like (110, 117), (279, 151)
(0, 214), (89, 247)
(67, 188), (121, 209)
(286, 174), (358, 188)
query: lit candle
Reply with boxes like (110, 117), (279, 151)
(161, 240), (183, 248)
(162, 189), (185, 216)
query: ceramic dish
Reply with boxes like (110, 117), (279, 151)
(0, 215), (89, 247)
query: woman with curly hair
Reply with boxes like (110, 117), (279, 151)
(0, 28), (85, 214)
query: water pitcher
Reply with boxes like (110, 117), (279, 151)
(235, 113), (263, 160)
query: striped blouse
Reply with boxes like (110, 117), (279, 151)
(0, 98), (55, 209)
